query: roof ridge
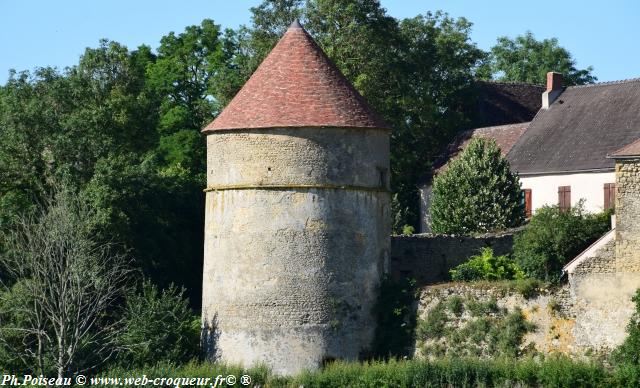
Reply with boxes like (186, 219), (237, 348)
(472, 122), (532, 131)
(476, 80), (544, 88)
(567, 77), (640, 89)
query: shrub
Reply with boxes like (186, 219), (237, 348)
(114, 280), (200, 367)
(450, 247), (524, 281)
(513, 202), (612, 282)
(430, 138), (524, 235)
(402, 224), (415, 235)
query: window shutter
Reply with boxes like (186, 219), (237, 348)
(604, 183), (616, 210)
(524, 189), (532, 218)
(558, 186), (571, 211)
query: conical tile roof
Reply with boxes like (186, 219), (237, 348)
(203, 21), (389, 132)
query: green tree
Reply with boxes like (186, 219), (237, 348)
(146, 19), (228, 174)
(513, 203), (611, 282)
(430, 138), (524, 235)
(115, 280), (199, 368)
(484, 31), (596, 85)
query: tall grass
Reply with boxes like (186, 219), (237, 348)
(92, 356), (621, 387)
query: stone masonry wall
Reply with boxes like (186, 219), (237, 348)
(571, 239), (616, 275)
(389, 232), (515, 286)
(616, 160), (640, 271)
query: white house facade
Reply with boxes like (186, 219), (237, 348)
(519, 171), (615, 215)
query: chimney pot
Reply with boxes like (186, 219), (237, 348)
(547, 72), (563, 91)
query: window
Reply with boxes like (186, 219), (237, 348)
(522, 189), (532, 218)
(558, 186), (571, 211)
(604, 183), (616, 210)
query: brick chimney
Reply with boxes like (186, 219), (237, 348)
(542, 71), (563, 109)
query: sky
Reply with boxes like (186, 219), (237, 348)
(1, 1), (638, 84)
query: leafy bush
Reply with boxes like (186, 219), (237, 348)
(114, 280), (200, 367)
(430, 138), (524, 235)
(402, 224), (415, 235)
(513, 203), (612, 282)
(450, 247), (524, 281)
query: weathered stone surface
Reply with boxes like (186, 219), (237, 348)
(616, 160), (640, 271)
(202, 128), (390, 375)
(206, 128), (390, 189)
(571, 239), (616, 275)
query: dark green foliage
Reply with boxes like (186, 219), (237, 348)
(371, 277), (418, 359)
(82, 153), (205, 303)
(483, 31), (597, 86)
(450, 247), (524, 281)
(115, 281), (200, 367)
(465, 298), (499, 317)
(430, 138), (525, 235)
(513, 203), (612, 282)
(446, 295), (464, 316)
(512, 278), (543, 299)
(417, 301), (448, 339)
(0, 280), (53, 374)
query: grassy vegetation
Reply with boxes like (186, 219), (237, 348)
(91, 357), (640, 387)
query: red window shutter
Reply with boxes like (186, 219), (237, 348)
(558, 186), (571, 211)
(604, 183), (616, 210)
(524, 189), (532, 218)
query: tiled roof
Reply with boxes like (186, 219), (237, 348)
(507, 78), (640, 174)
(433, 122), (530, 175)
(610, 138), (640, 158)
(203, 20), (389, 132)
(473, 81), (544, 127)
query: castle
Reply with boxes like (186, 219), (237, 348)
(200, 21), (391, 375)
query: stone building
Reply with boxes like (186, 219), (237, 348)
(563, 139), (640, 349)
(200, 21), (391, 375)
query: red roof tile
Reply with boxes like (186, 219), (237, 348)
(610, 138), (640, 158)
(203, 21), (389, 132)
(434, 122), (530, 175)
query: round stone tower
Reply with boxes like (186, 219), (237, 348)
(201, 21), (391, 375)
